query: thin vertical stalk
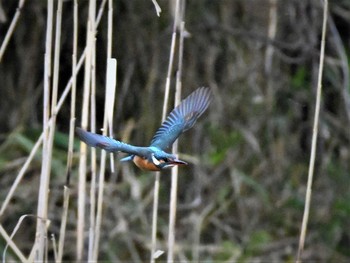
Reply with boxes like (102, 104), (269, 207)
(93, 151), (106, 260)
(66, 0), (78, 186)
(93, 58), (117, 261)
(150, 171), (160, 263)
(150, 0), (180, 262)
(167, 17), (186, 262)
(87, 0), (97, 259)
(45, 0), (63, 253)
(0, 0), (26, 62)
(56, 187), (70, 263)
(92, 0), (115, 258)
(167, 130), (179, 262)
(88, 36), (97, 263)
(52, 235), (58, 261)
(264, 0), (277, 75)
(106, 0), (113, 63)
(77, 0), (96, 258)
(296, 0), (328, 262)
(265, 0), (279, 177)
(35, 0), (61, 261)
(36, 0), (54, 254)
(57, 1), (78, 258)
(107, 0), (115, 173)
(77, 36), (89, 261)
(51, 0), (63, 112)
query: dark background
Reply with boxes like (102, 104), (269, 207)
(0, 0), (349, 261)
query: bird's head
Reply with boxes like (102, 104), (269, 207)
(151, 153), (187, 170)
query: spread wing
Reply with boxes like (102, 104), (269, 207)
(76, 127), (150, 158)
(150, 87), (212, 150)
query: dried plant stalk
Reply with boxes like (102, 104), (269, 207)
(77, 15), (93, 263)
(150, 0), (181, 262)
(296, 0), (328, 262)
(0, 0), (26, 62)
(57, 1), (78, 259)
(0, 224), (28, 263)
(56, 187), (70, 263)
(35, 0), (62, 261)
(167, 17), (186, 262)
(91, 1), (115, 258)
(66, 0), (78, 186)
(88, 0), (97, 259)
(92, 58), (117, 261)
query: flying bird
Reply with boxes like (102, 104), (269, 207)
(76, 87), (212, 171)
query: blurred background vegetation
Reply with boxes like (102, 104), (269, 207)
(0, 0), (349, 262)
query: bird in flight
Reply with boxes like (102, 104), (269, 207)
(76, 87), (212, 171)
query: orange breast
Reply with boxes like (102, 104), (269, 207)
(133, 156), (160, 171)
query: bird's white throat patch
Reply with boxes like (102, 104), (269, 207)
(151, 154), (161, 166)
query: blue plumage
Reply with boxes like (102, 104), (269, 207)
(76, 87), (212, 171)
(150, 87), (212, 150)
(76, 128), (151, 157)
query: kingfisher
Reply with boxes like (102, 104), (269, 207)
(76, 87), (212, 171)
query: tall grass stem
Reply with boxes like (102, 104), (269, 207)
(296, 0), (328, 262)
(77, 14), (93, 263)
(167, 17), (186, 262)
(35, 0), (61, 260)
(0, 0), (26, 62)
(150, 0), (181, 262)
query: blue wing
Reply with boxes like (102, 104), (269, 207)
(150, 87), (212, 150)
(76, 127), (150, 158)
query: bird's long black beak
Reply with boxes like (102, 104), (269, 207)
(170, 158), (188, 166)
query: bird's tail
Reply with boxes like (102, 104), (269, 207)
(76, 127), (119, 151)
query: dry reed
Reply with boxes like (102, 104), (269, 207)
(296, 0), (328, 262)
(0, 0), (26, 63)
(167, 18), (186, 262)
(34, 0), (53, 257)
(150, 0), (181, 262)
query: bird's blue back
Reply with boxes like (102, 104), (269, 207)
(76, 87), (212, 164)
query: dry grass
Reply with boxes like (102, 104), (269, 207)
(296, 0), (328, 262)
